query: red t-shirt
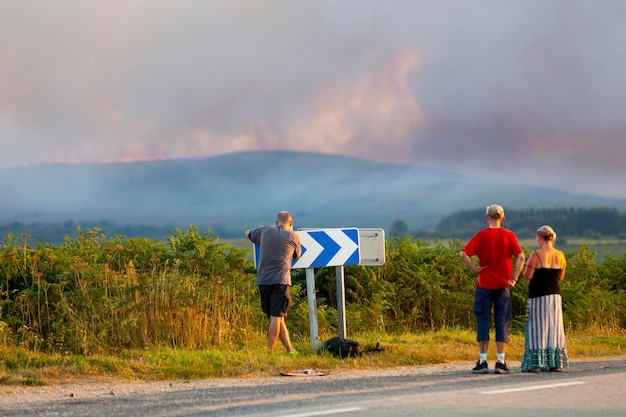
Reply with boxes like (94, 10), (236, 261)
(462, 227), (523, 290)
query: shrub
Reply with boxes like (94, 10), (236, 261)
(0, 229), (623, 353)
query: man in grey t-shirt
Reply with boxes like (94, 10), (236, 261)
(246, 211), (301, 353)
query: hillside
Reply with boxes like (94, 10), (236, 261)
(2, 151), (626, 239)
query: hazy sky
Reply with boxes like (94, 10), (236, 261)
(1, 0), (625, 198)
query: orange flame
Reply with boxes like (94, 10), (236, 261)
(282, 50), (422, 163)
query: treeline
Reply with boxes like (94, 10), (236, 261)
(411, 207), (626, 239)
(0, 226), (623, 354)
(5, 206), (626, 245)
(0, 221), (251, 245)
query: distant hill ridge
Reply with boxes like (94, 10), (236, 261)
(2, 151), (625, 238)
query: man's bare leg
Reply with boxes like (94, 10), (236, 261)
(268, 316), (295, 352)
(278, 318), (295, 353)
(268, 316), (281, 349)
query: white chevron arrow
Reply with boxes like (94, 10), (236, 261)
(293, 232), (324, 269)
(326, 229), (359, 266)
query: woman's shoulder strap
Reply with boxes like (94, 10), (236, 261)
(531, 250), (543, 268)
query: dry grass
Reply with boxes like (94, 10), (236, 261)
(1, 328), (624, 386)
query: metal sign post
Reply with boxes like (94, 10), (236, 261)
(305, 268), (319, 348)
(336, 266), (347, 339)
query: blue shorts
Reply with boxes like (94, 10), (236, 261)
(259, 284), (292, 318)
(473, 287), (511, 343)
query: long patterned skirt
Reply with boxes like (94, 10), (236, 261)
(520, 294), (568, 372)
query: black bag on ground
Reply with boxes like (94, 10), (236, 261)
(321, 337), (364, 358)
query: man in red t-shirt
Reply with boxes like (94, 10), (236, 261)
(460, 204), (525, 374)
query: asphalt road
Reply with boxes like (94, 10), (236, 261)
(3, 358), (625, 417)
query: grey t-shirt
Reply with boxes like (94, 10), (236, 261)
(248, 224), (301, 285)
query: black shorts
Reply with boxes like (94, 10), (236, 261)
(259, 284), (292, 318)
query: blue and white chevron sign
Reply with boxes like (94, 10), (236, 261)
(294, 228), (360, 268)
(254, 228), (360, 269)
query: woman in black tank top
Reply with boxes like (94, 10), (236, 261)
(527, 252), (562, 299)
(520, 225), (568, 373)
